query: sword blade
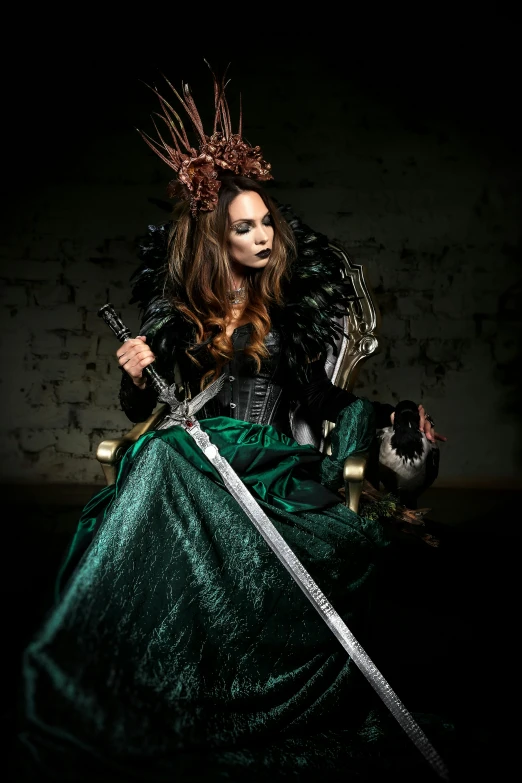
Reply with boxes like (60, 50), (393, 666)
(100, 305), (449, 778)
(185, 421), (449, 781)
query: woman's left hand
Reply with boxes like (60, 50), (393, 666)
(418, 404), (448, 443)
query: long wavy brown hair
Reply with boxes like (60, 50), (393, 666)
(166, 175), (296, 385)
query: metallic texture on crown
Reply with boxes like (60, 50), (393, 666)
(139, 65), (273, 215)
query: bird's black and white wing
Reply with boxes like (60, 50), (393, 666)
(375, 427), (400, 495)
(377, 427), (440, 508)
(423, 441), (440, 491)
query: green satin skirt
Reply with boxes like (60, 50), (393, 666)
(22, 400), (451, 781)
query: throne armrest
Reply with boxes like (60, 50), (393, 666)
(96, 404), (169, 486)
(343, 452), (369, 513)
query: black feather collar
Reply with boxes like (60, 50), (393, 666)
(130, 206), (353, 381)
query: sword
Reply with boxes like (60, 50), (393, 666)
(99, 303), (449, 780)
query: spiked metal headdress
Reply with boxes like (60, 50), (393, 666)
(139, 66), (273, 215)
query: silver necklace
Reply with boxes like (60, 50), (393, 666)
(227, 286), (247, 305)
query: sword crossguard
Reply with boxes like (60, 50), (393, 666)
(157, 375), (226, 430)
(158, 385), (183, 409)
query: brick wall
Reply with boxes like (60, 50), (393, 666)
(1, 49), (520, 486)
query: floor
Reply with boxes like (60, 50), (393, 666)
(5, 483), (522, 781)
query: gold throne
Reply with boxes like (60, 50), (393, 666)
(97, 241), (380, 513)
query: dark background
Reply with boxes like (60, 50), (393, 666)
(2, 16), (521, 486)
(3, 13), (522, 781)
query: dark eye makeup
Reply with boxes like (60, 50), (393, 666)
(232, 215), (273, 235)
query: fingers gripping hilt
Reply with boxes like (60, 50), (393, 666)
(98, 303), (169, 395)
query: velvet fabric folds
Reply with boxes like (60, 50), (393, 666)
(22, 400), (450, 781)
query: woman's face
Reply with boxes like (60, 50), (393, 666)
(227, 191), (274, 273)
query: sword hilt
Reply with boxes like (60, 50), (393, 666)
(98, 303), (169, 395)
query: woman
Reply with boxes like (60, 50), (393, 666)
(21, 73), (451, 782)
(118, 177), (401, 435)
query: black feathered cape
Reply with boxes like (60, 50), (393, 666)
(130, 206), (354, 382)
(127, 207), (439, 545)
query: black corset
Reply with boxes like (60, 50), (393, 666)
(183, 324), (292, 435)
(119, 322), (393, 433)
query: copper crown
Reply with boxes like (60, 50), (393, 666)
(139, 66), (273, 215)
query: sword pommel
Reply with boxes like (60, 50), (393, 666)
(98, 303), (132, 343)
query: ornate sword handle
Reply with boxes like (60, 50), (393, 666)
(98, 303), (169, 395)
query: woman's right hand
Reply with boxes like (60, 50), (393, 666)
(116, 336), (156, 390)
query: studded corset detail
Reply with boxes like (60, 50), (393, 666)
(185, 324), (290, 431)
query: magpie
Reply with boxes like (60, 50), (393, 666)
(375, 399), (439, 509)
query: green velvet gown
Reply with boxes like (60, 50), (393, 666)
(20, 397), (453, 782)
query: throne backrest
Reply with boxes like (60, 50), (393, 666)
(289, 241), (380, 451)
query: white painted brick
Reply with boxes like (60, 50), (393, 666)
(453, 342), (491, 373)
(379, 266), (420, 291)
(15, 305), (83, 331)
(397, 296), (433, 317)
(1, 73), (519, 487)
(93, 428), (130, 443)
(62, 260), (102, 285)
(379, 313), (407, 339)
(480, 319), (498, 338)
(76, 407), (129, 432)
(432, 293), (467, 318)
(38, 357), (90, 382)
(425, 340), (467, 363)
(19, 429), (57, 452)
(25, 382), (57, 406)
(376, 365), (426, 402)
(0, 329), (34, 360)
(97, 335), (123, 357)
(5, 403), (71, 429)
(400, 269), (441, 292)
(104, 239), (138, 263)
(388, 340), (422, 366)
(420, 371), (448, 395)
(65, 334), (98, 358)
(55, 381), (92, 404)
(410, 315), (476, 340)
(0, 285), (27, 306)
(56, 431), (91, 455)
(32, 284), (72, 307)
(104, 283), (132, 308)
(75, 284), (110, 308)
(462, 288), (502, 316)
(493, 333), (518, 365)
(63, 259), (132, 287)
(31, 453), (104, 484)
(103, 359), (121, 377)
(83, 312), (108, 336)
(31, 332), (66, 356)
(92, 381), (121, 407)
(1, 260), (62, 281)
